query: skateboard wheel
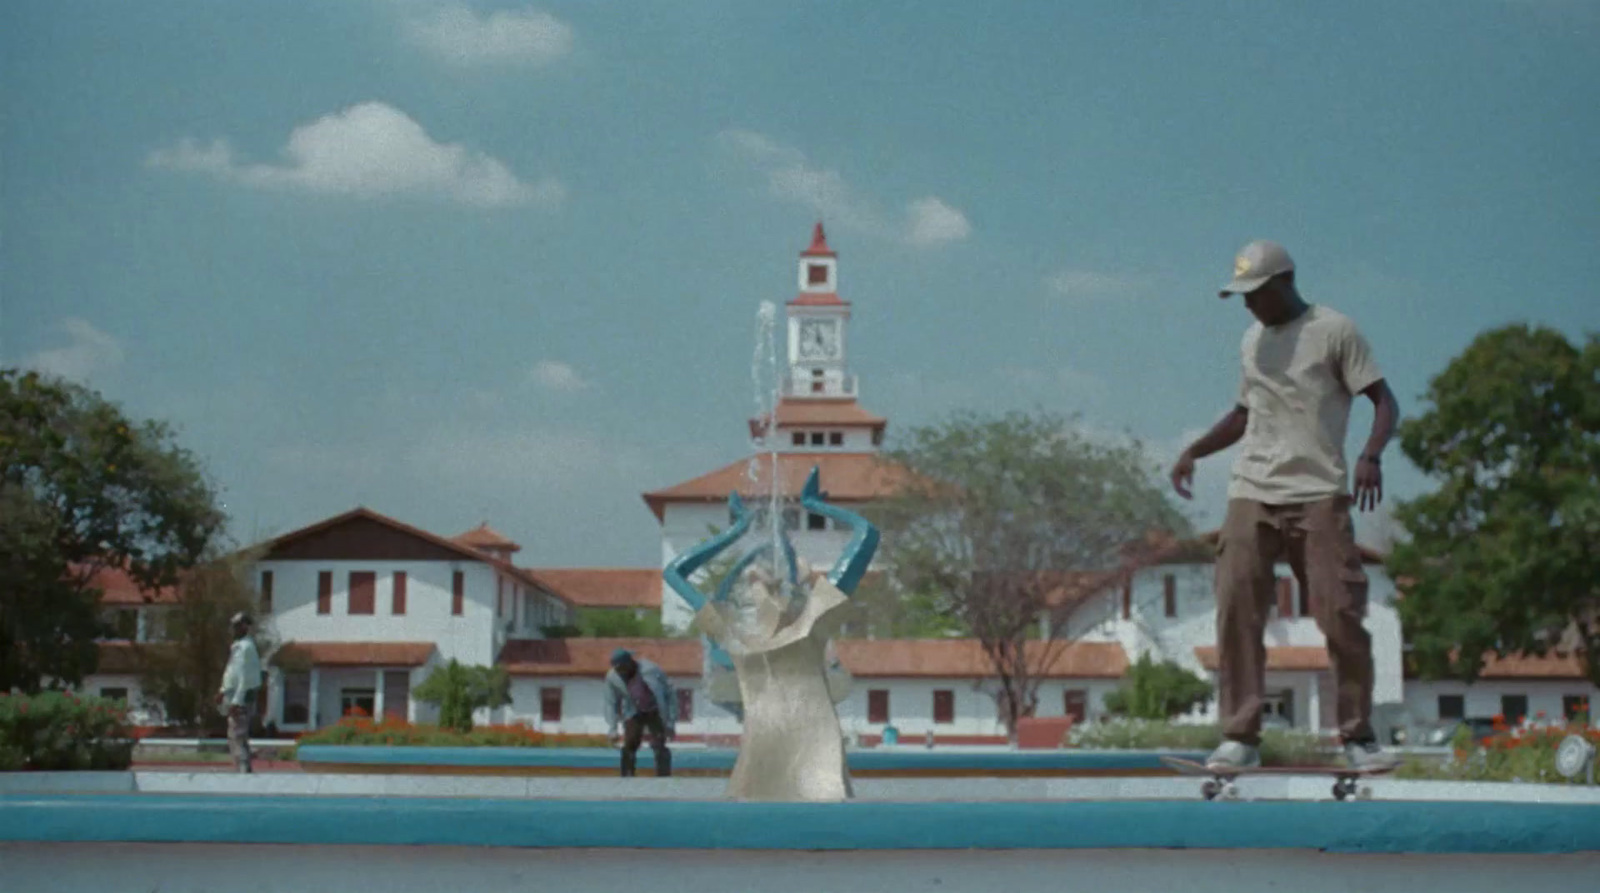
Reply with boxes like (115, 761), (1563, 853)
(1332, 781), (1347, 801)
(1201, 780), (1220, 800)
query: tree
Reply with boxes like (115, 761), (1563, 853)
(413, 660), (512, 732)
(137, 545), (277, 733)
(867, 409), (1191, 734)
(0, 369), (225, 693)
(1103, 653), (1213, 720)
(1387, 325), (1600, 686)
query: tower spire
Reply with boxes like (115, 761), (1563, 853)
(802, 221), (835, 257)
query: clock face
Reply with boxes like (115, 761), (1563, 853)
(797, 319), (840, 360)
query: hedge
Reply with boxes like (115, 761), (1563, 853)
(294, 716), (610, 749)
(0, 691), (136, 771)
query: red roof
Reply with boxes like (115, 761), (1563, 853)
(800, 221), (835, 257)
(834, 639), (1129, 678)
(641, 452), (910, 521)
(1194, 646), (1331, 672)
(95, 641), (170, 674)
(788, 291), (848, 307)
(454, 523), (521, 554)
(85, 564), (180, 606)
(750, 399), (887, 437)
(1401, 650), (1591, 680)
(499, 638), (704, 677)
(276, 641), (436, 667)
(529, 569), (661, 609)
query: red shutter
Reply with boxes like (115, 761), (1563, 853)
(452, 571), (464, 616)
(259, 570), (273, 614)
(317, 571), (332, 614)
(868, 689), (890, 724)
(540, 687), (563, 723)
(392, 572), (407, 615)
(1163, 574), (1177, 617)
(1276, 577), (1294, 618)
(676, 689), (694, 724)
(1121, 577), (1132, 620)
(932, 690), (954, 724)
(348, 572), (376, 615)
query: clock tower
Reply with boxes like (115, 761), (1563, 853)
(786, 222), (853, 399)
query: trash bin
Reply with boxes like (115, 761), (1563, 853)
(882, 726), (898, 746)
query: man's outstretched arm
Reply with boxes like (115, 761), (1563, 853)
(1352, 379), (1399, 511)
(1170, 406), (1249, 499)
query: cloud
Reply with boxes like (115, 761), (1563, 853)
(1046, 270), (1148, 301)
(529, 359), (590, 391)
(23, 318), (125, 383)
(147, 101), (562, 209)
(404, 5), (574, 66)
(717, 129), (971, 248)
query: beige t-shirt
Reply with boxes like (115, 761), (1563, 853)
(1228, 304), (1383, 505)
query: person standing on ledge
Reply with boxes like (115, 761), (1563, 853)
(215, 611), (261, 774)
(604, 648), (676, 778)
(1169, 239), (1402, 773)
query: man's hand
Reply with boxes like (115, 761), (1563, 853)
(1169, 450), (1196, 500)
(1353, 455), (1383, 512)
(607, 730), (621, 749)
(214, 691), (224, 707)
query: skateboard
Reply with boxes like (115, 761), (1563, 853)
(1160, 755), (1396, 801)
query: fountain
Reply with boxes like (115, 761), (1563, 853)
(663, 467), (877, 801)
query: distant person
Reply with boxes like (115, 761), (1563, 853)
(1169, 239), (1402, 773)
(215, 611), (261, 774)
(604, 649), (676, 777)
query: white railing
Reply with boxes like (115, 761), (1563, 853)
(780, 374), (858, 398)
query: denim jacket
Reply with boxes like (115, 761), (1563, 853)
(603, 657), (677, 734)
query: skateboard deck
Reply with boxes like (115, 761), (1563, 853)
(1160, 755), (1395, 801)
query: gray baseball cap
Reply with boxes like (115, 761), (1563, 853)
(1219, 240), (1294, 298)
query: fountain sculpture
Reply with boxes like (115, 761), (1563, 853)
(663, 467), (879, 801)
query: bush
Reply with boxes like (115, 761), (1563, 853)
(0, 691), (135, 771)
(412, 660), (511, 733)
(1068, 717), (1334, 766)
(294, 716), (610, 750)
(1395, 717), (1600, 785)
(1102, 654), (1213, 720)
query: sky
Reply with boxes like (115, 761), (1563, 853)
(3, 0), (1597, 568)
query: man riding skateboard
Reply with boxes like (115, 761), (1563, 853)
(1170, 239), (1402, 773)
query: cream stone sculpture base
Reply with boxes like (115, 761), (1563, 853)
(694, 565), (854, 802)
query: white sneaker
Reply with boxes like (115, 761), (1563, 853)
(1344, 739), (1400, 771)
(1205, 739), (1261, 771)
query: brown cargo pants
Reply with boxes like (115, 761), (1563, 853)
(1214, 495), (1373, 746)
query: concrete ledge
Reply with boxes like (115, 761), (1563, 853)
(292, 745), (1210, 775)
(3, 794), (1599, 852)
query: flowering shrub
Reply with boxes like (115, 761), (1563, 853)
(0, 691), (135, 771)
(1397, 715), (1600, 785)
(294, 716), (609, 749)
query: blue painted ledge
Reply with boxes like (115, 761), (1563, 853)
(2, 795), (1598, 853)
(293, 746), (1207, 772)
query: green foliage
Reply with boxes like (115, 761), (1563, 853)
(868, 409), (1191, 732)
(0, 691), (135, 771)
(0, 368), (225, 693)
(547, 607), (677, 638)
(1067, 718), (1332, 766)
(1386, 325), (1600, 686)
(137, 547), (277, 733)
(1103, 653), (1214, 720)
(293, 717), (609, 749)
(412, 660), (512, 733)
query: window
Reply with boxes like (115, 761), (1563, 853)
(867, 689), (890, 724)
(540, 687), (563, 723)
(317, 571), (333, 614)
(1564, 695), (1589, 722)
(1275, 576), (1294, 618)
(1437, 694), (1464, 720)
(829, 431), (843, 446)
(807, 512), (827, 531)
(348, 571), (376, 615)
(792, 432), (806, 446)
(676, 689), (694, 724)
(932, 690), (954, 724)
(1121, 578), (1131, 620)
(1064, 689), (1087, 723)
(1297, 578), (1312, 617)
(807, 263), (828, 285)
(781, 507), (800, 531)
(259, 570), (273, 614)
(392, 571), (407, 615)
(1500, 694), (1528, 725)
(283, 673), (311, 724)
(452, 571), (465, 616)
(810, 432), (825, 446)
(340, 688), (376, 718)
(99, 687), (129, 702)
(103, 608), (137, 640)
(1163, 575), (1177, 617)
